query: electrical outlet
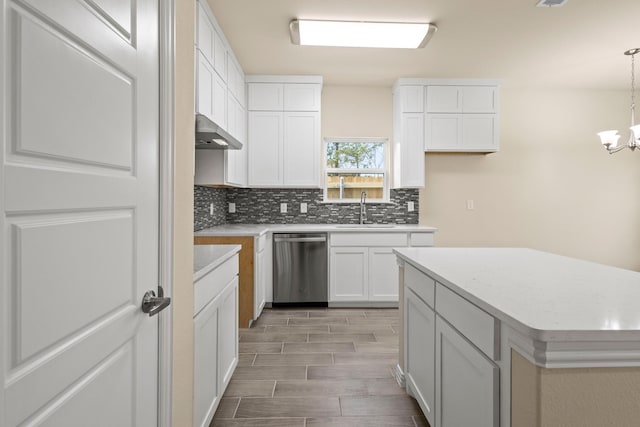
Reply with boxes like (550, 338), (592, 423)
(467, 200), (475, 210)
(300, 202), (307, 213)
(280, 203), (287, 213)
(209, 203), (214, 215)
(407, 201), (415, 212)
(228, 202), (236, 213)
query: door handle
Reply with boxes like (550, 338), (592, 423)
(141, 286), (171, 317)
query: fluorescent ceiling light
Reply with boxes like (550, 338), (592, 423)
(290, 19), (437, 49)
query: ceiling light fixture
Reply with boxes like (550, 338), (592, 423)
(289, 19), (437, 49)
(598, 48), (640, 154)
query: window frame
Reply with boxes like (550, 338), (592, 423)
(322, 137), (390, 203)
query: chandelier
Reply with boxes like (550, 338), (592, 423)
(597, 48), (640, 154)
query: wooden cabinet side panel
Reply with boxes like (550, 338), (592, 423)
(195, 236), (255, 328)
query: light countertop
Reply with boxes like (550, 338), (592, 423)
(394, 247), (640, 343)
(193, 244), (241, 282)
(195, 223), (437, 237)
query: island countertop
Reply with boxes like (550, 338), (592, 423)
(394, 247), (640, 344)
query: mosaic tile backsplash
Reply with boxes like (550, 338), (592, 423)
(194, 186), (419, 231)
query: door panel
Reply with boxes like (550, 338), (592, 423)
(11, 212), (133, 361)
(369, 247), (399, 301)
(1, 0), (159, 425)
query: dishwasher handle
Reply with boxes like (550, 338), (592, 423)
(274, 236), (327, 243)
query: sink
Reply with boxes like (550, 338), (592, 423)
(335, 224), (396, 228)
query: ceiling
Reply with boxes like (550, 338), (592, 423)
(208, 0), (640, 89)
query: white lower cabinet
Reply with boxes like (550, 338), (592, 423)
(254, 234), (268, 318)
(403, 261), (499, 427)
(435, 316), (499, 427)
(193, 294), (220, 427)
(404, 287), (436, 426)
(369, 247), (400, 301)
(330, 247), (368, 301)
(193, 255), (239, 427)
(218, 282), (238, 389)
(329, 232), (433, 303)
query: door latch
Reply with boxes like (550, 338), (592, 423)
(141, 286), (171, 317)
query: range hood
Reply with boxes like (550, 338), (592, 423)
(195, 114), (243, 150)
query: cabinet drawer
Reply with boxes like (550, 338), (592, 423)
(194, 254), (239, 316)
(330, 232), (407, 247)
(409, 232), (434, 247)
(404, 263), (435, 309)
(435, 283), (499, 360)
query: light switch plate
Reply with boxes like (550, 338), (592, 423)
(300, 202), (307, 213)
(280, 203), (287, 213)
(407, 201), (415, 212)
(209, 203), (214, 215)
(228, 202), (236, 213)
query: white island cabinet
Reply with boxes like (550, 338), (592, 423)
(193, 245), (240, 427)
(396, 247), (640, 427)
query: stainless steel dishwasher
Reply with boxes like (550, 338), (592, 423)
(273, 233), (328, 306)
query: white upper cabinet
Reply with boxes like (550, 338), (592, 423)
(284, 84), (322, 111)
(248, 83), (284, 111)
(213, 30), (226, 81)
(246, 76), (322, 188)
(394, 78), (501, 156)
(197, 3), (214, 65)
(194, 0), (248, 188)
(399, 86), (425, 113)
(426, 86), (460, 113)
(283, 111), (320, 186)
(196, 51), (214, 118)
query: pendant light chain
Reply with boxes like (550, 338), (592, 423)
(631, 51), (636, 126)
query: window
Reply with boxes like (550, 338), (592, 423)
(323, 138), (389, 202)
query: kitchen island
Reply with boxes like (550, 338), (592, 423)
(394, 247), (640, 427)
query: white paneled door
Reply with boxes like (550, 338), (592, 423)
(1, 0), (161, 426)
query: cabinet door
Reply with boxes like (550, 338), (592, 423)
(248, 111), (283, 186)
(330, 247), (368, 301)
(461, 114), (498, 151)
(369, 247), (399, 301)
(196, 3), (214, 64)
(227, 94), (238, 138)
(435, 316), (499, 427)
(426, 86), (460, 113)
(213, 29), (226, 81)
(193, 298), (219, 427)
(398, 85), (424, 113)
(395, 113), (424, 188)
(284, 83), (321, 111)
(461, 86), (496, 113)
(283, 112), (320, 187)
(196, 51), (214, 119)
(405, 287), (436, 426)
(248, 83), (284, 111)
(212, 71), (227, 129)
(425, 114), (460, 151)
(218, 279), (238, 391)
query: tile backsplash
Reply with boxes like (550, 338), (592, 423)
(194, 186), (419, 231)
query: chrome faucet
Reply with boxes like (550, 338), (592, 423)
(359, 191), (367, 224)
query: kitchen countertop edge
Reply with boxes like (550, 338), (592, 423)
(195, 223), (437, 237)
(193, 244), (241, 282)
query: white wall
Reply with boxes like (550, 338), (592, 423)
(420, 88), (640, 271)
(323, 85), (640, 270)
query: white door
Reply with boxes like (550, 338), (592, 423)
(248, 111), (283, 186)
(1, 0), (161, 426)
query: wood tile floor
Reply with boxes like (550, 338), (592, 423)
(211, 308), (429, 427)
